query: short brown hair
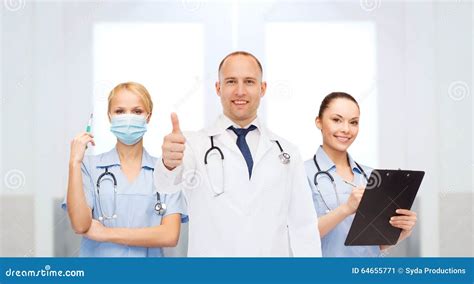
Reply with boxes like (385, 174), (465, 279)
(218, 51), (263, 79)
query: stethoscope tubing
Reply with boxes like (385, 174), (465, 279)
(313, 153), (368, 212)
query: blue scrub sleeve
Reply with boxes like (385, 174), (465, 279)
(161, 190), (188, 223)
(61, 159), (95, 211)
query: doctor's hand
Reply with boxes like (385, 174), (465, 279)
(162, 113), (186, 171)
(69, 132), (95, 165)
(341, 186), (365, 216)
(83, 219), (109, 243)
(390, 209), (417, 243)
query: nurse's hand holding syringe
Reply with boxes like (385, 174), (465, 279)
(70, 114), (95, 164)
(67, 113), (96, 234)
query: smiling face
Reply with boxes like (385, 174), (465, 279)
(215, 54), (266, 127)
(316, 98), (360, 153)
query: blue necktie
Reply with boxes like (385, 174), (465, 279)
(229, 125), (257, 179)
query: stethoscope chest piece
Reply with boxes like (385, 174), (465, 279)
(279, 152), (291, 164)
(98, 214), (117, 222)
(155, 202), (166, 215)
(154, 192), (166, 215)
(274, 140), (291, 164)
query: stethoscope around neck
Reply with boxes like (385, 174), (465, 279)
(95, 167), (166, 223)
(313, 154), (369, 213)
(202, 135), (291, 196)
(204, 137), (291, 165)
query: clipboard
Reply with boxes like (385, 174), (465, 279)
(344, 169), (425, 246)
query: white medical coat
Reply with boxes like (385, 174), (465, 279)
(154, 115), (322, 256)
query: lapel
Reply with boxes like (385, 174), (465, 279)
(204, 115), (241, 156)
(253, 124), (278, 169)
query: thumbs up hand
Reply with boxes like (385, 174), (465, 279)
(171, 112), (181, 134)
(162, 113), (186, 170)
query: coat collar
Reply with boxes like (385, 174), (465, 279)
(204, 114), (280, 168)
(95, 147), (155, 170)
(204, 114), (279, 140)
(315, 145), (362, 174)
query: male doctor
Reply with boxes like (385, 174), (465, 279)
(154, 51), (321, 256)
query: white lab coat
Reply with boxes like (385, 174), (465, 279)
(154, 115), (322, 256)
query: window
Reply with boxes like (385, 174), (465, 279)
(92, 23), (204, 155)
(265, 22), (378, 165)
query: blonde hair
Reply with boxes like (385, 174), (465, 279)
(107, 82), (153, 114)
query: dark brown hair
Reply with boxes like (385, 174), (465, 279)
(318, 92), (359, 118)
(218, 51), (263, 79)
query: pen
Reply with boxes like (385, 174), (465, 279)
(343, 180), (358, 188)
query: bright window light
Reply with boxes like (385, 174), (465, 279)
(265, 22), (378, 166)
(93, 23), (204, 156)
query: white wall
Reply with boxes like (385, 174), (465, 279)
(2, 0), (37, 256)
(403, 2), (439, 256)
(434, 1), (473, 256)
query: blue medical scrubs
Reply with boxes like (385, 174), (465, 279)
(304, 146), (380, 257)
(62, 147), (188, 257)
